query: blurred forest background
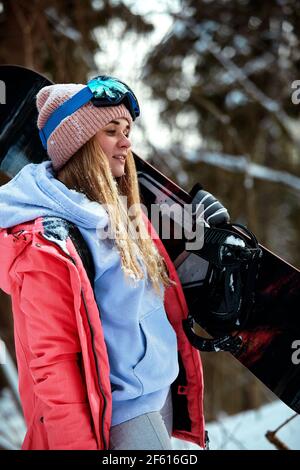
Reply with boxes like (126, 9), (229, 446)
(0, 0), (300, 431)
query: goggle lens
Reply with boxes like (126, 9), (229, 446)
(87, 76), (140, 120)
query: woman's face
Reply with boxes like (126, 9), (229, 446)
(95, 118), (131, 178)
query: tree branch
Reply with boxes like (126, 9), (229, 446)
(265, 413), (298, 450)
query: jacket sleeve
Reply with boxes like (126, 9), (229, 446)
(16, 247), (98, 450)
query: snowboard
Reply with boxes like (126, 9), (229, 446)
(1, 65), (300, 414)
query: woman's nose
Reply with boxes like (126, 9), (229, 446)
(119, 134), (131, 149)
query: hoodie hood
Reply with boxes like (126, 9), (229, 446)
(0, 161), (109, 230)
(0, 160), (109, 295)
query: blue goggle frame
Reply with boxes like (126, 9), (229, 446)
(39, 75), (140, 149)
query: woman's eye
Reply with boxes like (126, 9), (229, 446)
(106, 129), (130, 138)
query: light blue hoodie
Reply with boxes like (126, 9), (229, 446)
(0, 161), (179, 425)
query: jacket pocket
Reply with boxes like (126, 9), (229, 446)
(22, 399), (49, 450)
(133, 307), (179, 395)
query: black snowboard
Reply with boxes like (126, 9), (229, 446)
(1, 65), (300, 414)
(136, 156), (300, 414)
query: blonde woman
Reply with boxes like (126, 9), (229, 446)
(0, 77), (205, 450)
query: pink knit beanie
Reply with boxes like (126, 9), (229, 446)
(36, 83), (133, 171)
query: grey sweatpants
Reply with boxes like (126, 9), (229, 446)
(109, 389), (173, 450)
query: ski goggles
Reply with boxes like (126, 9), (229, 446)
(88, 76), (140, 119)
(39, 75), (140, 149)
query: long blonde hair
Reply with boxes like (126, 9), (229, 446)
(56, 136), (171, 294)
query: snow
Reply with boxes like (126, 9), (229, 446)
(45, 7), (82, 41)
(186, 149), (300, 192)
(0, 388), (26, 450)
(172, 400), (300, 450)
(224, 235), (246, 247)
(229, 273), (234, 292)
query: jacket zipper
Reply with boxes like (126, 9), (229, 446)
(81, 288), (108, 449)
(39, 233), (108, 449)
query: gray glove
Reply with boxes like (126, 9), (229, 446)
(190, 183), (230, 227)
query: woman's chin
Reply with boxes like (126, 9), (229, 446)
(111, 164), (126, 178)
(112, 170), (125, 178)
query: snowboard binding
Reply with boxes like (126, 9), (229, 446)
(183, 185), (263, 354)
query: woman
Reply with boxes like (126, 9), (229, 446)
(0, 76), (205, 450)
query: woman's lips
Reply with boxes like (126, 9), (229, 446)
(113, 155), (126, 162)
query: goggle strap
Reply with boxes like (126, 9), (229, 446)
(39, 86), (93, 149)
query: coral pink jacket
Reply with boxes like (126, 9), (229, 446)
(0, 216), (205, 450)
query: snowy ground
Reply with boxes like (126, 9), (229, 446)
(1, 387), (299, 450)
(0, 388), (26, 450)
(173, 400), (300, 450)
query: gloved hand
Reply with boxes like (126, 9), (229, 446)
(189, 183), (230, 227)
